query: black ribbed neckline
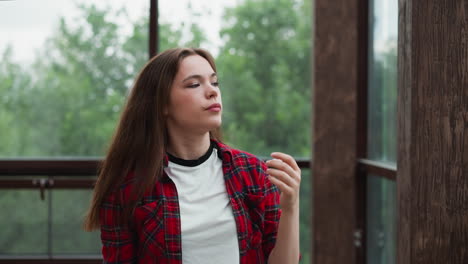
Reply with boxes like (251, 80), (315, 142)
(167, 141), (216, 167)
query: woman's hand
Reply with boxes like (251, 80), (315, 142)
(265, 152), (301, 212)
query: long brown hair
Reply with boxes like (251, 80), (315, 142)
(84, 48), (222, 231)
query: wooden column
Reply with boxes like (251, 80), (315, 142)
(313, 0), (364, 263)
(149, 0), (159, 58)
(398, 0), (468, 263)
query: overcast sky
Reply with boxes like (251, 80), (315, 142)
(0, 0), (236, 63)
(0, 0), (396, 63)
(373, 0), (398, 53)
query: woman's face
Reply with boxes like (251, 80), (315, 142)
(165, 54), (222, 135)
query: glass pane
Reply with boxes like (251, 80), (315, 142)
(0, 183), (101, 257)
(366, 175), (396, 264)
(159, 0), (313, 157)
(368, 0), (398, 164)
(299, 168), (312, 263)
(51, 189), (100, 255)
(0, 189), (48, 255)
(0, 0), (148, 157)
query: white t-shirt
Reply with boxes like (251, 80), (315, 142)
(164, 145), (240, 264)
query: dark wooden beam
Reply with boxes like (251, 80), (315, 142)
(0, 256), (101, 264)
(355, 0), (370, 262)
(398, 0), (468, 263)
(313, 0), (362, 262)
(0, 179), (96, 189)
(0, 160), (100, 176)
(0, 158), (309, 177)
(357, 159), (397, 181)
(149, 0), (159, 58)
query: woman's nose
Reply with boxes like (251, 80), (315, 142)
(206, 83), (218, 98)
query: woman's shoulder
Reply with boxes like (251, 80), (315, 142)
(214, 141), (269, 190)
(102, 171), (140, 205)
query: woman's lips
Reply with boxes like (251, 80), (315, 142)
(206, 103), (222, 112)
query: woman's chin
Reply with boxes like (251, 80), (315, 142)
(206, 117), (222, 128)
(186, 121), (221, 134)
(207, 121), (222, 130)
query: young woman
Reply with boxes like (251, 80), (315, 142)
(84, 48), (301, 263)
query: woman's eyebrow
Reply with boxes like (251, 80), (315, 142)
(182, 73), (217, 82)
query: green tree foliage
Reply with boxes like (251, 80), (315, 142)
(0, 47), (32, 155)
(368, 42), (397, 163)
(217, 0), (312, 157)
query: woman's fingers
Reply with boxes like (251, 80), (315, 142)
(266, 167), (298, 189)
(271, 152), (301, 174)
(266, 154), (301, 182)
(266, 159), (295, 178)
(266, 152), (302, 211)
(267, 174), (293, 195)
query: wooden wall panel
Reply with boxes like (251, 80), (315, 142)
(398, 0), (468, 263)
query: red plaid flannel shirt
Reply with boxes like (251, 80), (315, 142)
(99, 140), (281, 263)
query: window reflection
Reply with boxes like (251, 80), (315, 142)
(368, 0), (398, 164)
(366, 175), (397, 264)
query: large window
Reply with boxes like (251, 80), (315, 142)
(0, 0), (149, 158)
(0, 0), (313, 262)
(366, 0), (398, 263)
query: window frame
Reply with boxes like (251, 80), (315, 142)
(313, 0), (396, 263)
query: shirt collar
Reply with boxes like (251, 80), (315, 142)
(162, 138), (233, 168)
(211, 138), (233, 163)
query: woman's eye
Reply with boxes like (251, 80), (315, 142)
(187, 83), (200, 88)
(212, 82), (219, 87)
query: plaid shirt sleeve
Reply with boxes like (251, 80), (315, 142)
(99, 189), (137, 264)
(259, 161), (282, 260)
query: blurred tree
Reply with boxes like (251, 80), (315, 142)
(368, 42), (397, 163)
(0, 47), (32, 155)
(217, 0), (312, 158)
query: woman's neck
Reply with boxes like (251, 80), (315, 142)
(166, 131), (211, 160)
